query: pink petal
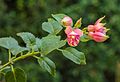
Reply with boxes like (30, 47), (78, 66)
(67, 34), (80, 46)
(96, 27), (107, 34)
(88, 32), (94, 38)
(93, 32), (105, 37)
(65, 26), (73, 35)
(88, 25), (95, 32)
(94, 24), (104, 31)
(91, 32), (108, 42)
(74, 29), (83, 37)
(66, 30), (80, 47)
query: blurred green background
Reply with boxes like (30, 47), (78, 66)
(0, 0), (120, 82)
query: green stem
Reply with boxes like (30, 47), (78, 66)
(33, 55), (39, 59)
(57, 49), (63, 52)
(0, 51), (40, 72)
(8, 49), (11, 62)
(11, 65), (17, 81)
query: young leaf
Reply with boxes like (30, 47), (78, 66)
(51, 14), (66, 23)
(40, 35), (66, 55)
(74, 18), (82, 28)
(42, 19), (63, 34)
(38, 57), (56, 76)
(5, 68), (27, 82)
(17, 32), (36, 48)
(61, 47), (86, 64)
(0, 37), (19, 49)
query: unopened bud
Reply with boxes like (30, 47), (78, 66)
(61, 16), (73, 27)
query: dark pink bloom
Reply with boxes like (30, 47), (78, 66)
(87, 16), (109, 42)
(61, 16), (73, 27)
(65, 26), (83, 46)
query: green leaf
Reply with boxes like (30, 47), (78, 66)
(0, 37), (19, 49)
(5, 68), (27, 82)
(0, 37), (27, 55)
(42, 19), (63, 34)
(48, 18), (55, 22)
(38, 57), (56, 76)
(11, 47), (28, 55)
(74, 18), (82, 28)
(61, 47), (86, 64)
(17, 32), (36, 48)
(48, 19), (63, 34)
(35, 38), (42, 51)
(42, 22), (54, 34)
(80, 34), (90, 42)
(25, 38), (42, 52)
(40, 35), (66, 55)
(52, 14), (66, 23)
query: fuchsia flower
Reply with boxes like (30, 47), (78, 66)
(88, 32), (108, 42)
(61, 16), (73, 26)
(87, 16), (109, 42)
(65, 26), (83, 46)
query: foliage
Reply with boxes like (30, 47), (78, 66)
(0, 0), (119, 82)
(0, 14), (87, 82)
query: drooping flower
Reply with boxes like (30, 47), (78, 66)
(88, 32), (109, 42)
(65, 26), (83, 46)
(61, 16), (73, 27)
(87, 16), (109, 42)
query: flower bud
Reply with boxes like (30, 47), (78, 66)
(61, 16), (73, 27)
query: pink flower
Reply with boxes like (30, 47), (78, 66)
(61, 16), (73, 27)
(65, 26), (83, 46)
(87, 16), (109, 42)
(88, 16), (106, 32)
(88, 32), (109, 42)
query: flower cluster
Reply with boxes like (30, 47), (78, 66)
(61, 16), (83, 46)
(61, 16), (109, 47)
